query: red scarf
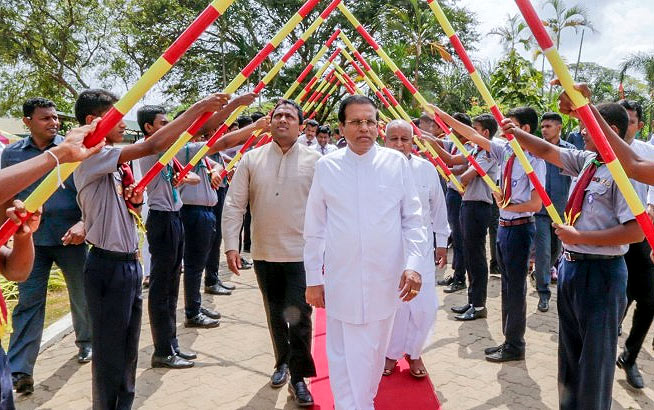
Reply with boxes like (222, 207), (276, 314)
(564, 159), (602, 226)
(118, 163), (146, 232)
(501, 154), (516, 208)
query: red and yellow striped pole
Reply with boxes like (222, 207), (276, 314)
(302, 70), (337, 114)
(295, 48), (343, 103)
(515, 0), (654, 242)
(170, 0), (337, 182)
(339, 4), (499, 194)
(283, 29), (342, 99)
(426, 2), (559, 223)
(0, 0), (237, 246)
(336, 29), (462, 191)
(308, 76), (350, 119)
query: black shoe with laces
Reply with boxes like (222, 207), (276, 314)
(12, 372), (34, 395)
(443, 281), (466, 293)
(617, 350), (644, 389)
(289, 380), (314, 407)
(185, 312), (220, 328)
(485, 345), (525, 363)
(271, 364), (289, 388)
(437, 276), (454, 286)
(484, 343), (505, 356)
(451, 304), (471, 314)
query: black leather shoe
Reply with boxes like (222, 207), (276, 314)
(205, 284), (232, 296)
(484, 343), (505, 355)
(185, 313), (220, 328)
(489, 264), (502, 276)
(175, 348), (197, 360)
(217, 279), (236, 291)
(537, 295), (550, 312)
(271, 364), (289, 388)
(437, 276), (453, 286)
(200, 306), (221, 319)
(617, 351), (644, 389)
(443, 281), (466, 293)
(485, 345), (525, 363)
(151, 354), (194, 369)
(289, 380), (314, 407)
(12, 373), (34, 394)
(77, 346), (92, 363)
(456, 306), (487, 321)
(451, 304), (471, 314)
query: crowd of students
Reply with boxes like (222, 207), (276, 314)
(0, 82), (652, 410)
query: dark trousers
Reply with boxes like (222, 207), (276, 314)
(446, 188), (465, 283)
(624, 240), (654, 362)
(181, 205), (216, 319)
(239, 205), (252, 253)
(534, 215), (562, 298)
(253, 261), (316, 379)
(206, 187), (227, 287)
(497, 222), (535, 352)
(84, 249), (142, 410)
(8, 245), (91, 376)
(461, 201), (490, 307)
(488, 199), (500, 272)
(146, 210), (184, 357)
(558, 257), (626, 410)
(0, 348), (14, 410)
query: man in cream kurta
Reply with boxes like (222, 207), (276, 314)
(304, 96), (428, 410)
(384, 120), (449, 377)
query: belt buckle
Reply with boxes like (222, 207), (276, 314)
(564, 251), (572, 262)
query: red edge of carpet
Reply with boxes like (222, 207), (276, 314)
(310, 308), (442, 409)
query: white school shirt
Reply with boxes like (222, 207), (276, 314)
(629, 139), (654, 207)
(303, 145), (428, 325)
(408, 155), (450, 282)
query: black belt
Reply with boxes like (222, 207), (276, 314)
(499, 216), (535, 227)
(182, 204), (213, 211)
(90, 246), (138, 261)
(563, 251), (621, 262)
(149, 209), (180, 216)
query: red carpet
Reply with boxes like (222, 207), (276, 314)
(310, 308), (441, 409)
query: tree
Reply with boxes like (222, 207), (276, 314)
(488, 14), (531, 53)
(621, 52), (654, 135)
(541, 0), (594, 50)
(489, 50), (545, 111)
(0, 0), (117, 115)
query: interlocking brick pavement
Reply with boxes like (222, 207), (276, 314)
(15, 253), (654, 409)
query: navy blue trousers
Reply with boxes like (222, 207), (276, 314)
(558, 257), (627, 410)
(181, 205), (216, 319)
(496, 222), (535, 352)
(446, 188), (465, 283)
(146, 210), (184, 357)
(205, 187), (227, 287)
(0, 348), (14, 410)
(84, 249), (142, 410)
(461, 201), (490, 307)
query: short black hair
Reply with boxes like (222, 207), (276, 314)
(420, 113), (434, 123)
(317, 125), (331, 135)
(618, 99), (643, 122)
(272, 99), (304, 125)
(75, 89), (118, 125)
(597, 102), (629, 140)
(23, 97), (56, 118)
(237, 115), (252, 128)
(338, 95), (377, 123)
(305, 119), (319, 128)
(541, 112), (562, 124)
(250, 111), (265, 122)
(473, 114), (498, 137)
(452, 112), (472, 127)
(506, 107), (539, 133)
(137, 105), (167, 135)
(412, 118), (421, 127)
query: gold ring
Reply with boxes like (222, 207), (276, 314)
(410, 289), (419, 295)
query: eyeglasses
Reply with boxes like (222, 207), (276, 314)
(345, 119), (378, 128)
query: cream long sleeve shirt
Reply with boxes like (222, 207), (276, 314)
(303, 145), (428, 324)
(222, 141), (321, 262)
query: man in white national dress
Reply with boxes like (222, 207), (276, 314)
(304, 95), (428, 410)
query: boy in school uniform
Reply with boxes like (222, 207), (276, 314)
(73, 89), (229, 409)
(500, 102), (643, 410)
(430, 105), (545, 362)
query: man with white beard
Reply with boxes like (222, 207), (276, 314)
(304, 95), (428, 410)
(383, 119), (449, 378)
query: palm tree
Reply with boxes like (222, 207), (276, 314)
(383, 0), (452, 86)
(621, 52), (654, 132)
(541, 0), (594, 50)
(488, 14), (532, 53)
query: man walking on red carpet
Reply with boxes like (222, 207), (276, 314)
(304, 95), (428, 410)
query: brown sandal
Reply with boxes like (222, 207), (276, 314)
(383, 358), (397, 376)
(407, 356), (429, 378)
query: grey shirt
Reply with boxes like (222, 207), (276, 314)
(462, 148), (498, 204)
(490, 139), (546, 220)
(73, 146), (139, 253)
(442, 140), (472, 191)
(559, 149), (634, 256)
(178, 142), (218, 207)
(139, 148), (183, 212)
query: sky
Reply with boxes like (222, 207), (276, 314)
(458, 0), (654, 76)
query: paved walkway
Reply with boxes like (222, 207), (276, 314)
(16, 253), (654, 409)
